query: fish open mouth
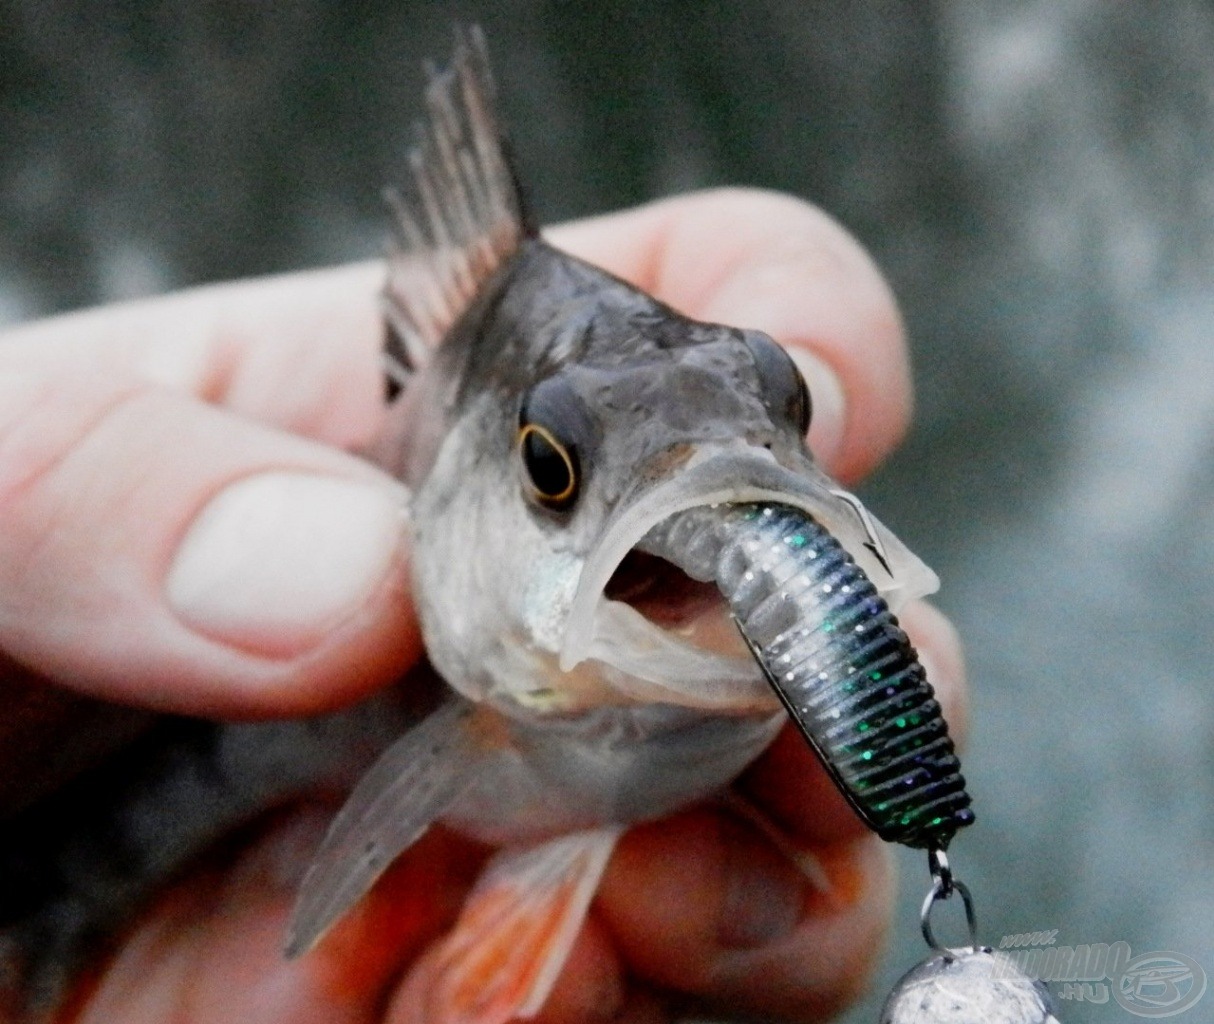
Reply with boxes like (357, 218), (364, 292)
(604, 550), (706, 623)
(604, 550), (731, 636)
(560, 512), (777, 708)
(580, 540), (769, 711)
(559, 452), (939, 709)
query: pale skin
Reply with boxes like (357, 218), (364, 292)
(0, 189), (967, 1024)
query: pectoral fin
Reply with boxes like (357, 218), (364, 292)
(395, 827), (621, 1024)
(285, 699), (479, 957)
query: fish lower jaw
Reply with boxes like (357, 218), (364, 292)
(576, 597), (779, 713)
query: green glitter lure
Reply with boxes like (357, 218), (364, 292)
(639, 501), (974, 849)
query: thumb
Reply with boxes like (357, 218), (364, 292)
(0, 367), (419, 719)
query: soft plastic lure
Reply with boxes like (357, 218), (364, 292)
(640, 502), (974, 849)
(638, 505), (1062, 1021)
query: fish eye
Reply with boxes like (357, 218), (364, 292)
(518, 423), (578, 507)
(517, 376), (591, 510)
(742, 330), (812, 436)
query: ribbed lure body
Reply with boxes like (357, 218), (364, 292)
(641, 502), (974, 849)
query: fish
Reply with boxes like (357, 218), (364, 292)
(0, 25), (970, 1024)
(282, 26), (970, 1023)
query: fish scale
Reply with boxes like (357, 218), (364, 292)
(641, 501), (974, 849)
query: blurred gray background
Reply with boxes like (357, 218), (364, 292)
(3, 1), (1212, 1021)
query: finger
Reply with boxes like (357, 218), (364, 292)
(596, 808), (893, 1022)
(476, 922), (625, 1024)
(738, 597), (969, 844)
(547, 187), (911, 483)
(6, 189), (908, 481)
(63, 811), (483, 1024)
(0, 369), (419, 717)
(524, 926), (671, 1024)
(0, 262), (386, 450)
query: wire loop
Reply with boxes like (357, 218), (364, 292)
(920, 875), (978, 953)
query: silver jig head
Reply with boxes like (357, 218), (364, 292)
(880, 849), (1061, 1023)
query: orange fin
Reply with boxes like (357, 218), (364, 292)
(395, 827), (621, 1024)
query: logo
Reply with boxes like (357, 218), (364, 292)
(1114, 951), (1207, 1018)
(995, 932), (1207, 1018)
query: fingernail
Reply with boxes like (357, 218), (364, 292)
(787, 347), (847, 468)
(718, 816), (807, 949)
(167, 472), (406, 657)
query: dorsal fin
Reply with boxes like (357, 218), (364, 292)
(382, 26), (533, 392)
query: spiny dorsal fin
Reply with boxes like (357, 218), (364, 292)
(383, 26), (532, 390)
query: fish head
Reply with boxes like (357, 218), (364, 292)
(385, 240), (936, 719)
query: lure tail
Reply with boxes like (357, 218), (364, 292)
(393, 828), (620, 1024)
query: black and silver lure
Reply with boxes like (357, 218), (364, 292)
(643, 501), (1057, 1023)
(640, 501), (974, 849)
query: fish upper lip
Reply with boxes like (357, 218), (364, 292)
(559, 446), (877, 671)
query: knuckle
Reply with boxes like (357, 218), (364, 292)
(0, 374), (151, 582)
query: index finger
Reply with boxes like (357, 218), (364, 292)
(5, 189), (910, 484)
(0, 261), (387, 450)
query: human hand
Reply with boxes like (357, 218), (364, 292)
(0, 188), (966, 1023)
